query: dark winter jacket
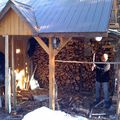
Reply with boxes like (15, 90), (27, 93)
(96, 63), (110, 82)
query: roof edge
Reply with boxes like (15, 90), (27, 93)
(37, 32), (108, 38)
(0, 1), (11, 20)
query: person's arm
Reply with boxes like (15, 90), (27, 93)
(96, 63), (110, 72)
(103, 63), (110, 72)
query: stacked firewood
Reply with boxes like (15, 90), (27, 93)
(55, 39), (94, 92)
(30, 38), (114, 92)
(31, 44), (49, 88)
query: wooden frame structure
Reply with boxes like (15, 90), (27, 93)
(0, 1), (120, 119)
(34, 36), (71, 109)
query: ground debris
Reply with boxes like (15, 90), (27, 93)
(0, 89), (117, 120)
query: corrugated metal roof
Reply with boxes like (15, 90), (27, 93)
(34, 0), (113, 34)
(12, 1), (38, 30)
(0, 0), (113, 36)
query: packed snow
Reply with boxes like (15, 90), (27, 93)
(22, 106), (88, 120)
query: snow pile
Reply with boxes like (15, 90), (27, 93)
(22, 106), (88, 120)
(30, 78), (39, 90)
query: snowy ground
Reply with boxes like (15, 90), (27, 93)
(22, 106), (88, 120)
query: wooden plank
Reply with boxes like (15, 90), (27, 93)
(117, 65), (120, 119)
(34, 36), (49, 55)
(114, 40), (120, 119)
(54, 37), (72, 56)
(0, 37), (5, 53)
(55, 60), (120, 64)
(10, 4), (37, 35)
(49, 37), (55, 110)
(11, 36), (16, 111)
(113, 0), (118, 22)
(0, 9), (32, 35)
(102, 45), (114, 48)
(109, 23), (119, 29)
(4, 35), (11, 113)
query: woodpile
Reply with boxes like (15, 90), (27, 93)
(30, 37), (115, 93)
(31, 43), (49, 88)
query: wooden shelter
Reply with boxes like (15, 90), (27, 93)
(0, 0), (120, 118)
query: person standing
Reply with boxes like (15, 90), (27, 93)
(92, 53), (111, 108)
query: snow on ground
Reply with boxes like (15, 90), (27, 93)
(22, 106), (88, 120)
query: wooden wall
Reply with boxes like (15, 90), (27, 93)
(0, 9), (32, 35)
(0, 36), (5, 53)
(0, 36), (30, 70)
(10, 36), (30, 70)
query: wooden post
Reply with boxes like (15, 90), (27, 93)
(4, 35), (11, 113)
(49, 37), (55, 110)
(117, 51), (120, 119)
(34, 36), (71, 110)
(113, 0), (118, 23)
(115, 41), (120, 120)
(8, 68), (11, 113)
(34, 36), (56, 110)
(11, 37), (16, 111)
(117, 65), (120, 119)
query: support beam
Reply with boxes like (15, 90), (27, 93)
(49, 37), (55, 110)
(114, 41), (120, 119)
(117, 65), (120, 119)
(11, 36), (16, 111)
(34, 36), (49, 55)
(34, 36), (72, 110)
(4, 35), (11, 113)
(54, 37), (72, 56)
(55, 60), (120, 64)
